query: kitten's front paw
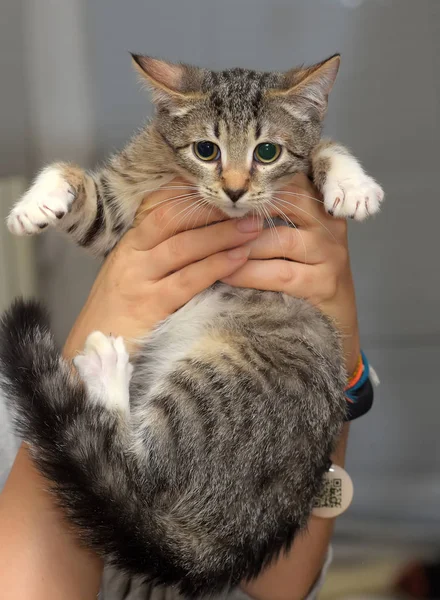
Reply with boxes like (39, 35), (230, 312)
(7, 167), (75, 235)
(73, 332), (133, 413)
(323, 174), (384, 221)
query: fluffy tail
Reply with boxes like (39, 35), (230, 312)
(0, 299), (188, 592)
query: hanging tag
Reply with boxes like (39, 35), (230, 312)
(312, 464), (353, 519)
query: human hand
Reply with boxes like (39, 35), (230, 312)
(64, 175), (360, 374)
(63, 179), (262, 357)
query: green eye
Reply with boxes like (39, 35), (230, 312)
(194, 141), (220, 161)
(254, 143), (282, 164)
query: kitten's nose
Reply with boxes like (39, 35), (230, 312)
(224, 188), (246, 203)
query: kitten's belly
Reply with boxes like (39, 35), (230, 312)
(134, 283), (304, 404)
(137, 285), (229, 395)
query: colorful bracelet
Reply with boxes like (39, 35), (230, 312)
(344, 350), (376, 421)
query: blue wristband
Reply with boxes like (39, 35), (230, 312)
(344, 351), (375, 421)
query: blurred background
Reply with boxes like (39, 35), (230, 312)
(1, 0), (439, 597)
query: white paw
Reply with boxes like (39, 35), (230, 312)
(323, 174), (384, 221)
(7, 167), (75, 235)
(73, 332), (133, 413)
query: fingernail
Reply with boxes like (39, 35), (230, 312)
(236, 216), (262, 233)
(228, 246), (251, 260)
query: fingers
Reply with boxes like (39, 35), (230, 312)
(162, 247), (252, 313)
(221, 260), (337, 302)
(131, 180), (226, 251)
(129, 174), (341, 255)
(146, 216), (263, 280)
(245, 226), (326, 265)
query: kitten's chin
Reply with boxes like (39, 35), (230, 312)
(207, 200), (251, 218)
(219, 205), (251, 218)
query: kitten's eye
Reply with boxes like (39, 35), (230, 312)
(193, 141), (221, 162)
(254, 143), (282, 164)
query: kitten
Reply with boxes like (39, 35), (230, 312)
(0, 54), (383, 597)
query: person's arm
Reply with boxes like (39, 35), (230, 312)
(0, 181), (262, 600)
(0, 445), (103, 600)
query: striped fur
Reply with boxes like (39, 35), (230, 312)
(1, 55), (383, 596)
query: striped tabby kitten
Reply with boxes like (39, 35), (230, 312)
(1, 54), (383, 597)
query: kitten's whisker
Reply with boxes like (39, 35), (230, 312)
(136, 184), (198, 199)
(273, 190), (324, 205)
(158, 194), (202, 221)
(264, 196), (306, 228)
(135, 195), (201, 225)
(156, 193), (201, 209)
(157, 199), (199, 226)
(254, 205), (267, 239)
(204, 203), (215, 229)
(136, 192), (201, 218)
(159, 183), (198, 187)
(153, 191), (201, 204)
(159, 185), (199, 191)
(167, 198), (207, 238)
(170, 203), (205, 237)
(181, 199), (211, 234)
(267, 200), (307, 264)
(164, 202), (201, 238)
(272, 196), (339, 244)
(268, 198), (301, 228)
(261, 204), (285, 261)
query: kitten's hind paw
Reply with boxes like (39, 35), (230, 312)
(74, 332), (133, 413)
(7, 167), (75, 235)
(323, 174), (384, 221)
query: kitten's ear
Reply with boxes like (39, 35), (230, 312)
(130, 54), (205, 108)
(273, 54), (340, 118)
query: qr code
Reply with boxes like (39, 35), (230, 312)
(314, 478), (342, 509)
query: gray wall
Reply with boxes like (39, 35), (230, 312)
(2, 0), (440, 525)
(0, 0), (30, 177)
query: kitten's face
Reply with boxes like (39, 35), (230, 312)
(133, 56), (340, 217)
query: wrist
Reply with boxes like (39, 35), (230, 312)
(344, 332), (361, 377)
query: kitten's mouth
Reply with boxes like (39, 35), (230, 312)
(201, 194), (252, 218)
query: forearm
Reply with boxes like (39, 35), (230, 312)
(337, 269), (361, 376)
(0, 446), (103, 600)
(241, 424), (350, 600)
